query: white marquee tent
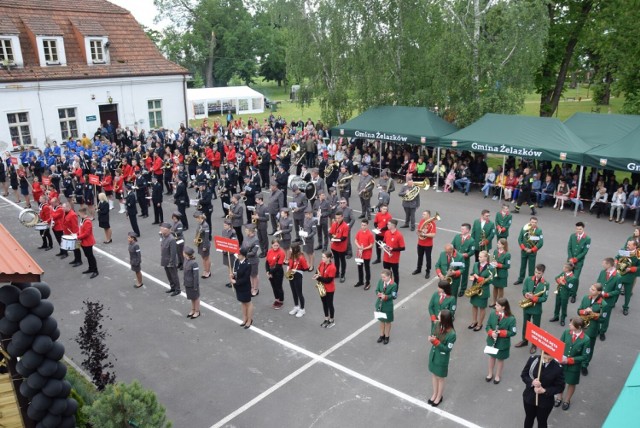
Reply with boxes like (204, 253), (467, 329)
(187, 86), (265, 120)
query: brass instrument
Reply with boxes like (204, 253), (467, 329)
(376, 240), (392, 257)
(290, 143), (300, 153)
(314, 269), (327, 297)
(360, 180), (375, 199)
(18, 208), (40, 227)
(197, 157), (205, 166)
(257, 155), (263, 163)
(280, 147), (290, 158)
(285, 259), (300, 281)
(164, 160), (172, 169)
(294, 152), (306, 166)
(579, 311), (599, 329)
(554, 275), (567, 295)
(519, 288), (546, 309)
(418, 212), (440, 239)
(401, 180), (430, 202)
(617, 256), (632, 276)
(444, 269), (454, 285)
(325, 161), (338, 176)
(479, 229), (487, 252)
(338, 174), (353, 188)
(194, 228), (203, 245)
(185, 155), (193, 164)
(464, 266), (494, 298)
(142, 153), (149, 160)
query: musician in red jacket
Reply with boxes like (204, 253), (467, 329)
(314, 251), (338, 328)
(101, 173), (114, 210)
(329, 211), (350, 283)
(382, 219), (406, 293)
(51, 197), (67, 257)
(152, 152), (163, 183)
(63, 202), (82, 266)
(37, 195), (53, 250)
(77, 207), (99, 278)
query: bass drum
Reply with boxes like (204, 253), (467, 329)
(288, 175), (317, 201)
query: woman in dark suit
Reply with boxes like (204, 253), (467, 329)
(97, 192), (112, 243)
(521, 352), (565, 428)
(231, 248), (254, 329)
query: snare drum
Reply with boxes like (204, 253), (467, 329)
(61, 235), (78, 251)
(190, 199), (199, 207)
(34, 222), (50, 231)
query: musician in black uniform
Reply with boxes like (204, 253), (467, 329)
(198, 181), (213, 239)
(227, 163), (239, 194)
(134, 170), (149, 218)
(151, 175), (164, 224)
(163, 154), (174, 195)
(253, 195), (269, 257)
(173, 175), (189, 230)
(124, 183), (140, 238)
(242, 175), (258, 224)
(259, 146), (271, 189)
(275, 164), (289, 201)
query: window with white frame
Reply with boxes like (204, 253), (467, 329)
(0, 38), (14, 64)
(89, 39), (104, 63)
(7, 112), (32, 145)
(42, 39), (58, 63)
(148, 100), (163, 128)
(58, 108), (78, 140)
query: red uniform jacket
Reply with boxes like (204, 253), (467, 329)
(329, 220), (349, 253)
(39, 203), (52, 224)
(374, 212), (393, 237)
(51, 206), (65, 232)
(355, 229), (375, 260)
(417, 219), (436, 247)
(63, 210), (79, 235)
(101, 174), (113, 192)
(32, 182), (43, 202)
(288, 255), (309, 272)
(152, 157), (163, 175)
(317, 261), (337, 293)
(383, 229), (405, 264)
(266, 248), (285, 269)
(77, 218), (96, 246)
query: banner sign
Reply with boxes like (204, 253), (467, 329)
(88, 174), (100, 185)
(525, 321), (565, 361)
(214, 236), (240, 254)
(471, 142), (543, 158)
(41, 177), (51, 185)
(354, 130), (409, 143)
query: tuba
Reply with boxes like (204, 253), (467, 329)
(519, 288), (546, 308)
(419, 212), (440, 239)
(361, 180), (375, 199)
(18, 208), (40, 227)
(402, 180), (430, 201)
(338, 174), (353, 188)
(617, 256), (632, 276)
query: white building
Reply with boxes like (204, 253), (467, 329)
(0, 0), (189, 149)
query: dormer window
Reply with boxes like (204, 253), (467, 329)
(89, 39), (105, 63)
(0, 38), (14, 64)
(42, 39), (58, 64)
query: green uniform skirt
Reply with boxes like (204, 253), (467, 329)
(495, 347), (510, 361)
(493, 276), (508, 288)
(380, 308), (394, 323)
(470, 295), (489, 309)
(429, 360), (448, 378)
(563, 366), (581, 385)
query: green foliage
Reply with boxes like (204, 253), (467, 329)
(70, 389), (90, 428)
(86, 380), (172, 428)
(65, 363), (98, 406)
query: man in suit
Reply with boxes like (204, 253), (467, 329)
(267, 181), (284, 235)
(291, 185), (308, 240)
(160, 222), (181, 296)
(125, 183), (140, 238)
(521, 353), (565, 428)
(151, 175), (164, 224)
(621, 189), (640, 225)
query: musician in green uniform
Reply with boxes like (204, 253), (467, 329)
(428, 309), (456, 407)
(494, 203), (512, 241)
(555, 318), (590, 411)
(485, 297), (516, 384)
(467, 250), (494, 331)
(490, 238), (511, 307)
(429, 280), (457, 326)
(596, 257), (621, 341)
(617, 239), (639, 316)
(549, 263), (577, 326)
(471, 209), (496, 262)
(514, 217), (543, 285)
(515, 264), (549, 354)
(566, 222), (591, 303)
(452, 223), (475, 296)
(577, 283), (606, 376)
(435, 243), (465, 300)
(375, 269), (398, 345)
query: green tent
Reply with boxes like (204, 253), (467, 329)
(584, 125), (640, 173)
(603, 354), (640, 427)
(438, 113), (591, 164)
(564, 112), (640, 148)
(330, 106), (458, 144)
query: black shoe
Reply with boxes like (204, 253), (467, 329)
(354, 282), (363, 287)
(425, 271), (430, 279)
(427, 399), (434, 405)
(400, 224), (409, 229)
(372, 259), (381, 265)
(82, 270), (92, 274)
(151, 222), (159, 225)
(531, 208), (537, 215)
(60, 254), (68, 259)
(599, 333), (606, 341)
(259, 253), (267, 258)
(225, 283), (232, 288)
(38, 245), (47, 249)
(570, 296), (576, 303)
(170, 290), (180, 296)
(364, 283), (371, 290)
(458, 290), (464, 297)
(90, 272), (99, 279)
(562, 402), (570, 411)
(549, 316), (559, 322)
(71, 262), (83, 267)
(465, 191), (469, 196)
(412, 269), (421, 275)
(554, 398), (562, 408)
(165, 289), (174, 293)
(377, 335), (385, 343)
(560, 319), (565, 326)
(581, 367), (588, 376)
(432, 397), (443, 407)
(623, 308), (629, 316)
(339, 277), (345, 283)
(514, 340), (528, 348)
(358, 215), (365, 219)
(513, 280), (523, 285)
(383, 336), (389, 345)
(346, 255), (352, 259)
(45, 247), (53, 251)
(55, 252), (64, 257)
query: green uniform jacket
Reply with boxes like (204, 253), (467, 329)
(492, 249), (511, 280)
(470, 262), (494, 302)
(522, 276), (549, 315)
(494, 212), (512, 240)
(578, 295), (607, 339)
(375, 279), (398, 313)
(471, 219), (496, 252)
(429, 323), (456, 367)
(615, 254), (639, 285)
(452, 234), (475, 275)
(560, 329), (590, 381)
(485, 311), (516, 350)
(567, 233), (590, 266)
(554, 271), (577, 299)
(517, 225), (543, 253)
(428, 292), (457, 321)
(596, 269), (622, 307)
(435, 250), (465, 287)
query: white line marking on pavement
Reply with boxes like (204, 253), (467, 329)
(0, 195), (479, 428)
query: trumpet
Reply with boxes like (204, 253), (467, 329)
(579, 310), (599, 329)
(376, 240), (392, 257)
(519, 288), (546, 309)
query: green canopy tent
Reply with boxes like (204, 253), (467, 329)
(330, 106), (458, 144)
(439, 114), (592, 210)
(584, 125), (640, 173)
(564, 112), (640, 148)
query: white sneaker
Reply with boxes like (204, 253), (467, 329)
(289, 306), (299, 315)
(118, 208), (125, 214)
(296, 308), (305, 318)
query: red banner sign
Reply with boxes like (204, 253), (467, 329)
(88, 174), (100, 185)
(525, 321), (565, 361)
(10, 157), (18, 165)
(214, 236), (240, 254)
(41, 177), (51, 186)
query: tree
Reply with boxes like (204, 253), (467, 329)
(86, 380), (172, 428)
(75, 300), (116, 391)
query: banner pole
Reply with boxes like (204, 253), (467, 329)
(535, 350), (544, 406)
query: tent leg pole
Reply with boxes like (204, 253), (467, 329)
(435, 147), (441, 191)
(380, 141), (383, 177)
(499, 155), (506, 201)
(575, 165), (584, 217)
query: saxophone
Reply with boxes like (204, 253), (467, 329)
(519, 288), (547, 308)
(314, 269), (327, 297)
(464, 265), (494, 297)
(194, 227), (203, 245)
(285, 259), (299, 281)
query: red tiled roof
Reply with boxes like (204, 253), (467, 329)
(0, 0), (189, 83)
(22, 16), (63, 36)
(0, 17), (19, 34)
(0, 223), (44, 281)
(69, 18), (108, 37)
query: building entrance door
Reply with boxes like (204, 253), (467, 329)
(99, 104), (119, 128)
